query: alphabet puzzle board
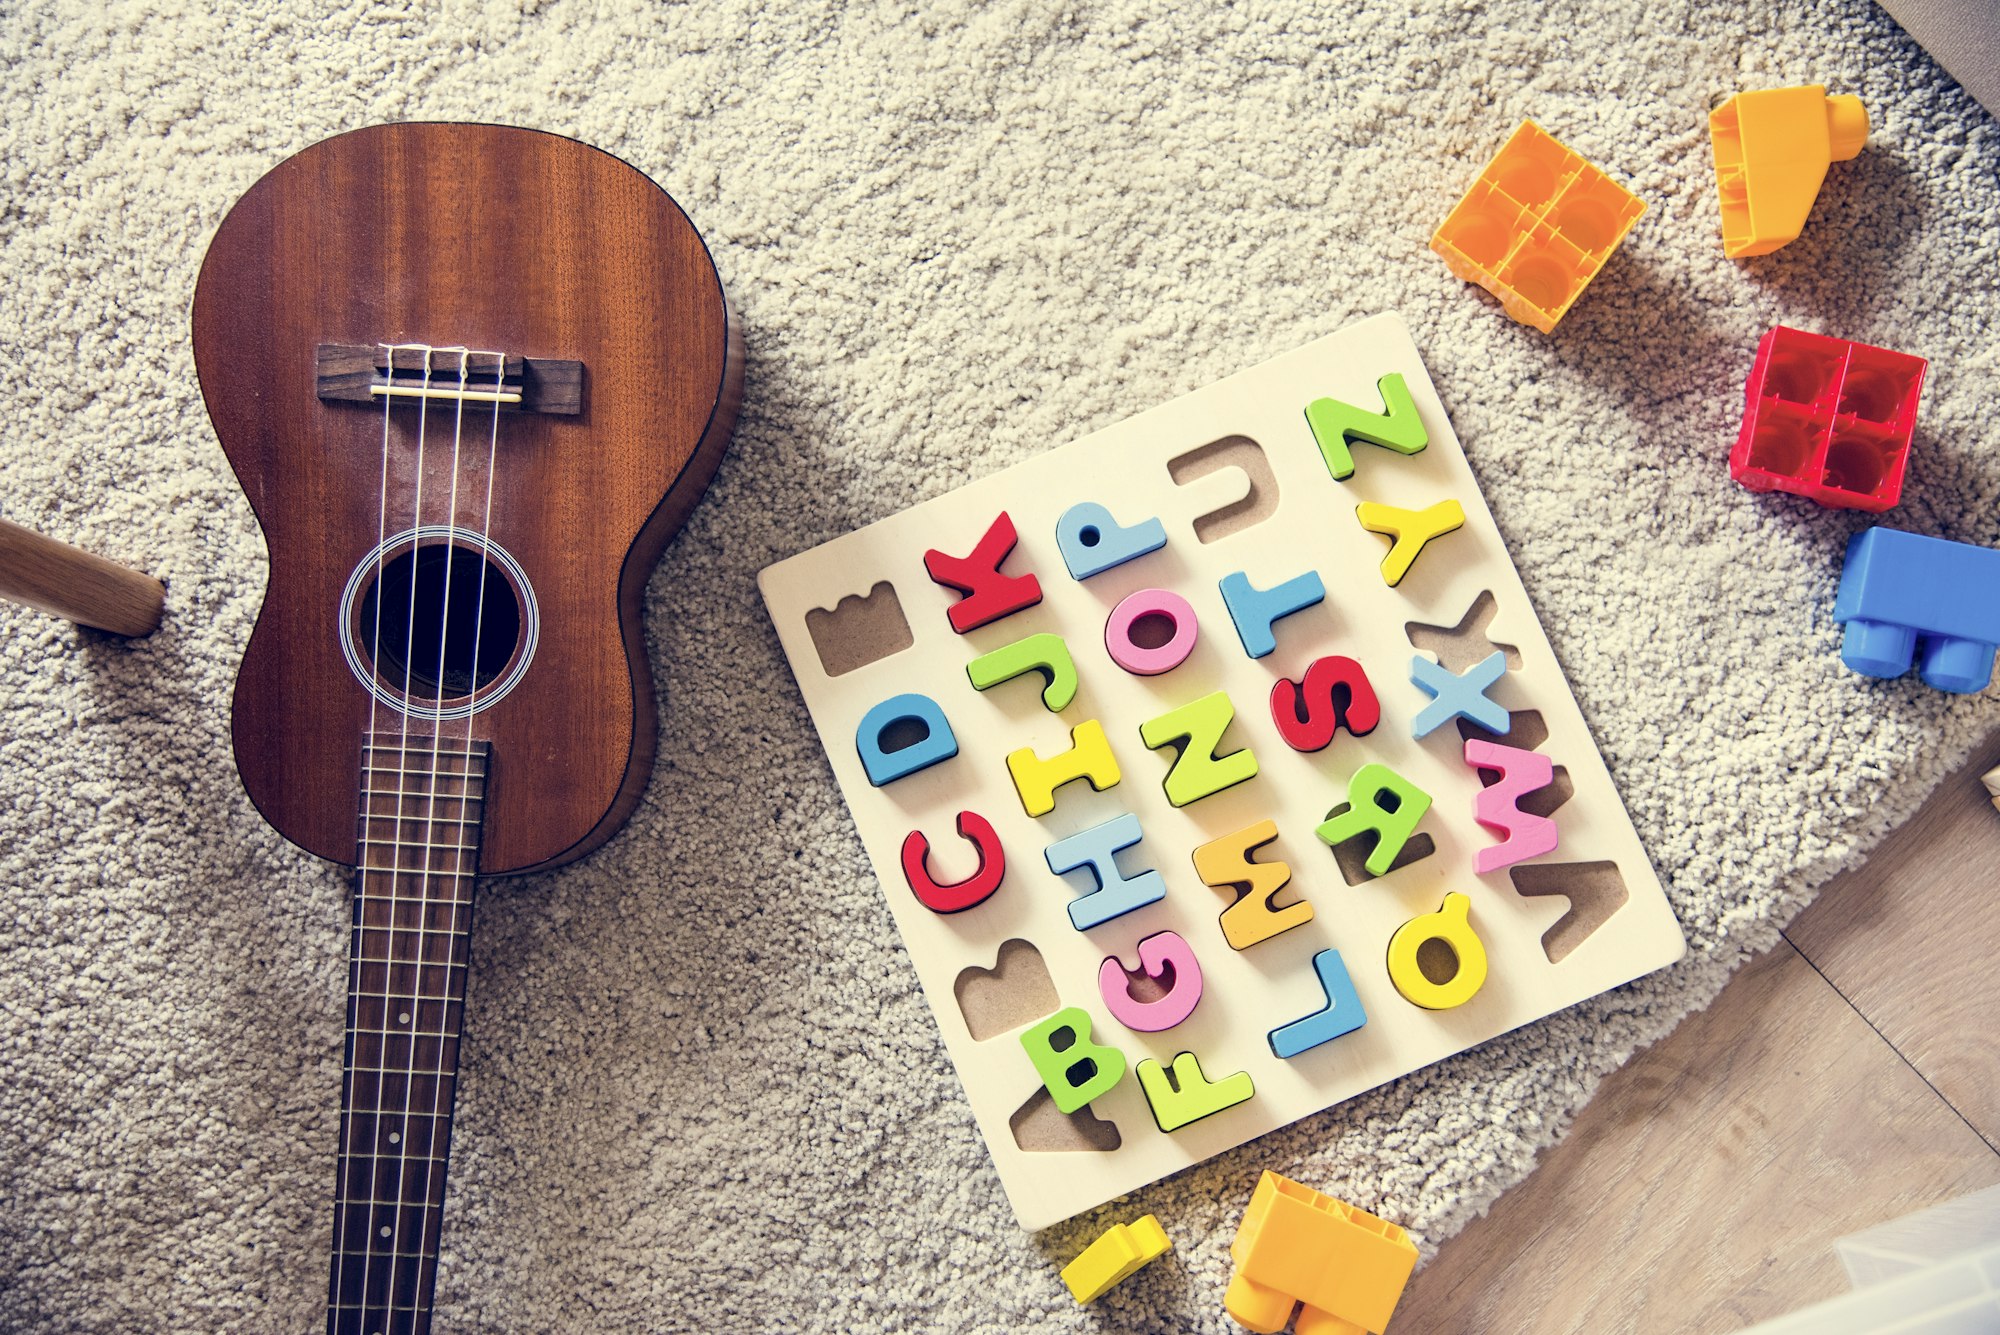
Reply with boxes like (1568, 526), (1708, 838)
(758, 313), (1685, 1230)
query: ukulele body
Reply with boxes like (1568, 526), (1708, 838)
(193, 122), (739, 875)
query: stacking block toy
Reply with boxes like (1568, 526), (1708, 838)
(1046, 813), (1170, 930)
(1710, 85), (1868, 258)
(1061, 1215), (1172, 1304)
(855, 693), (958, 786)
(1316, 764), (1432, 879)
(1354, 500), (1465, 587)
(1834, 527), (2000, 694)
(1430, 120), (1646, 334)
(1268, 950), (1367, 1059)
(1007, 719), (1121, 816)
(1022, 1007), (1127, 1113)
(968, 632), (1079, 712)
(1099, 931), (1204, 1032)
(1464, 740), (1559, 873)
(1057, 502), (1167, 580)
(1303, 374), (1429, 482)
(1220, 570), (1326, 659)
(901, 811), (1006, 914)
(1410, 651), (1508, 739)
(924, 510), (1043, 632)
(1140, 690), (1259, 807)
(1194, 821), (1314, 950)
(1136, 1051), (1255, 1132)
(1729, 325), (1925, 512)
(1106, 588), (1199, 676)
(1386, 894), (1488, 1010)
(1271, 657), (1380, 753)
(1225, 1171), (1418, 1335)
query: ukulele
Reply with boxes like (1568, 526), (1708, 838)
(191, 123), (741, 1334)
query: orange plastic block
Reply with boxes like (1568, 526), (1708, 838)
(1711, 86), (1867, 258)
(1225, 1172), (1417, 1335)
(1430, 121), (1646, 334)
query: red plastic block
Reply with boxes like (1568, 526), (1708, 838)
(1728, 326), (1926, 512)
(923, 511), (1044, 633)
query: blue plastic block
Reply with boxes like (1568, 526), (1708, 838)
(855, 693), (959, 786)
(1268, 949), (1368, 1058)
(1045, 813), (1169, 931)
(1834, 527), (2000, 694)
(1410, 651), (1509, 739)
(1056, 502), (1168, 580)
(1218, 570), (1326, 660)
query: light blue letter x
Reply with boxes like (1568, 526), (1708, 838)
(1410, 651), (1509, 739)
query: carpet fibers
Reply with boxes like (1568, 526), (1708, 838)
(1, 1), (1996, 1330)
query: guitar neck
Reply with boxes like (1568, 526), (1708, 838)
(329, 734), (490, 1335)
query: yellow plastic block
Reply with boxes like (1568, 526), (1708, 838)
(1061, 1215), (1172, 1303)
(1354, 500), (1466, 587)
(1711, 85), (1867, 258)
(1225, 1171), (1417, 1335)
(1385, 892), (1488, 1011)
(1430, 120), (1646, 333)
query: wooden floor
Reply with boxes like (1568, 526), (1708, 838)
(1394, 730), (2000, 1333)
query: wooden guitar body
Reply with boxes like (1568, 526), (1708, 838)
(195, 122), (739, 874)
(192, 123), (740, 1334)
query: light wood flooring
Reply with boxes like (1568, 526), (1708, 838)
(1393, 729), (2000, 1333)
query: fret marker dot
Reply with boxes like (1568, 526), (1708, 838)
(388, 1132), (400, 1144)
(398, 1012), (410, 1025)
(379, 1226), (391, 1238)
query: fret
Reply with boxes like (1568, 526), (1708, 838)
(347, 962), (469, 997)
(348, 989), (467, 1005)
(349, 996), (461, 1026)
(337, 1151), (457, 1203)
(352, 901), (471, 933)
(360, 799), (484, 819)
(357, 792), (483, 808)
(361, 743), (486, 759)
(338, 1109), (452, 1160)
(348, 930), (469, 967)
(359, 814), (482, 830)
(345, 1032), (459, 1069)
(342, 1064), (461, 1077)
(357, 856), (480, 875)
(348, 955), (467, 969)
(354, 875), (476, 900)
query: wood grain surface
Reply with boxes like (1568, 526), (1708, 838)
(1393, 727), (2000, 1333)
(192, 123), (740, 874)
(1787, 735), (2000, 1152)
(0, 516), (165, 636)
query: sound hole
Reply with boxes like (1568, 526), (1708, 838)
(359, 545), (521, 699)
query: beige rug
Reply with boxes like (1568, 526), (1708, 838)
(2, 0), (1996, 1329)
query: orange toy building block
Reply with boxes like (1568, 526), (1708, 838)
(1225, 1172), (1417, 1335)
(1711, 85), (1868, 258)
(1430, 120), (1646, 334)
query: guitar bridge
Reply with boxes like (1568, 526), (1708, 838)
(316, 343), (584, 415)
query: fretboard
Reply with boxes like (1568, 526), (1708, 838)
(328, 733), (489, 1335)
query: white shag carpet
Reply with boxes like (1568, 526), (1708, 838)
(2, 1), (1996, 1330)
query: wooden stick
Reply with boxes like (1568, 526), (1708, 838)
(0, 517), (164, 637)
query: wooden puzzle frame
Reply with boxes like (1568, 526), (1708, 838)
(759, 314), (1685, 1230)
